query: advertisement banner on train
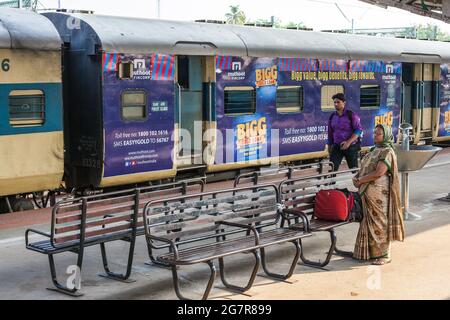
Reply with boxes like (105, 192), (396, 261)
(277, 58), (401, 152)
(215, 56), (275, 163)
(215, 56), (402, 165)
(439, 64), (450, 137)
(102, 53), (175, 177)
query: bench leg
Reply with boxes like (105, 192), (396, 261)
(218, 250), (260, 293)
(260, 239), (301, 280)
(47, 254), (84, 297)
(98, 240), (136, 283)
(334, 234), (354, 258)
(334, 247), (354, 257)
(171, 260), (217, 300)
(298, 230), (337, 269)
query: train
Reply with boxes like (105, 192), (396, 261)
(1, 8), (450, 212)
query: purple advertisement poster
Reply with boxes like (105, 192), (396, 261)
(439, 64), (450, 137)
(215, 56), (402, 165)
(102, 53), (175, 178)
(215, 56), (275, 164)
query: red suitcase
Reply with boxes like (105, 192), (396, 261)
(314, 189), (354, 221)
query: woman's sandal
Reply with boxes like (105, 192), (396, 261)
(372, 258), (392, 265)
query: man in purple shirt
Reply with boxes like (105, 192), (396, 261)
(327, 93), (363, 171)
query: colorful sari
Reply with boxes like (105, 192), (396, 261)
(353, 125), (405, 260)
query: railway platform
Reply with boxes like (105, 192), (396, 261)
(0, 149), (449, 300)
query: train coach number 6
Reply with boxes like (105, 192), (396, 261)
(1, 58), (10, 72)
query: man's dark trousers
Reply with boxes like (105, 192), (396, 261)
(330, 143), (360, 171)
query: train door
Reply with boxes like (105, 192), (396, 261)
(410, 63), (439, 144)
(401, 63), (413, 126)
(421, 64), (434, 141)
(411, 63), (423, 144)
(176, 55), (215, 168)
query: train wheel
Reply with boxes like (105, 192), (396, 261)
(11, 197), (35, 212)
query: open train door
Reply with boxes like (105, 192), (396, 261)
(410, 63), (440, 144)
(175, 54), (215, 171)
(402, 63), (413, 133)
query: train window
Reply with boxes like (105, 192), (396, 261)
(9, 90), (45, 127)
(277, 86), (303, 113)
(360, 85), (381, 109)
(119, 62), (133, 79)
(224, 87), (256, 116)
(321, 85), (344, 110)
(121, 91), (147, 120)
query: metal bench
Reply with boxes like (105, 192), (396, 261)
(279, 168), (359, 268)
(143, 184), (311, 300)
(234, 161), (334, 187)
(235, 162), (334, 230)
(25, 179), (204, 296)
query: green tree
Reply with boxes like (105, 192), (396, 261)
(283, 21), (307, 29)
(253, 17), (281, 27)
(225, 5), (246, 25)
(247, 17), (309, 29)
(415, 23), (450, 41)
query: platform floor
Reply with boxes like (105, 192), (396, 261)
(0, 150), (449, 300)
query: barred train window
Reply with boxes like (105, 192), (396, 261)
(121, 91), (147, 120)
(360, 85), (381, 109)
(9, 90), (45, 127)
(224, 87), (256, 116)
(321, 85), (344, 111)
(277, 86), (303, 113)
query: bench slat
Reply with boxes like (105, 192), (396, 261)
(55, 203), (83, 214)
(54, 223), (132, 244)
(55, 214), (134, 234)
(149, 204), (278, 234)
(151, 190), (275, 214)
(53, 181), (201, 216)
(147, 197), (277, 225)
(281, 175), (353, 192)
(55, 213), (82, 224)
(233, 213), (278, 226)
(284, 202), (315, 211)
(155, 225), (219, 241)
(281, 188), (320, 200)
(85, 204), (135, 218)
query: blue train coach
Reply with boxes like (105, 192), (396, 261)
(43, 11), (450, 192)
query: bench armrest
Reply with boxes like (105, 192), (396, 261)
(282, 208), (310, 231)
(218, 221), (260, 246)
(25, 229), (51, 247)
(146, 234), (179, 259)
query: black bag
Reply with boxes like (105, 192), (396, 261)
(338, 188), (363, 222)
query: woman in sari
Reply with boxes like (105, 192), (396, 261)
(352, 124), (405, 265)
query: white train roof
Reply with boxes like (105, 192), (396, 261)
(229, 25), (450, 63)
(0, 8), (61, 51)
(48, 12), (450, 63)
